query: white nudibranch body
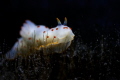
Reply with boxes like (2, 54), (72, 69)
(5, 17), (75, 59)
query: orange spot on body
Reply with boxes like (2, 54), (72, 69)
(54, 36), (56, 38)
(56, 28), (58, 30)
(28, 38), (32, 40)
(63, 27), (68, 29)
(43, 31), (46, 33)
(51, 29), (54, 31)
(47, 36), (49, 38)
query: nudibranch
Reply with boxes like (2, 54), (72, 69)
(5, 17), (75, 59)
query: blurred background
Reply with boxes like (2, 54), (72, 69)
(0, 0), (120, 48)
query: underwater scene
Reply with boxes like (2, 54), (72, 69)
(0, 0), (120, 80)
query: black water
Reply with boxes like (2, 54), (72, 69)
(0, 0), (120, 80)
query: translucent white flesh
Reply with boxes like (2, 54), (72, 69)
(6, 20), (75, 59)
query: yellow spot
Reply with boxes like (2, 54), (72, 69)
(35, 42), (59, 50)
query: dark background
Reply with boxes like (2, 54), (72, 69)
(0, 1), (120, 79)
(0, 0), (120, 47)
